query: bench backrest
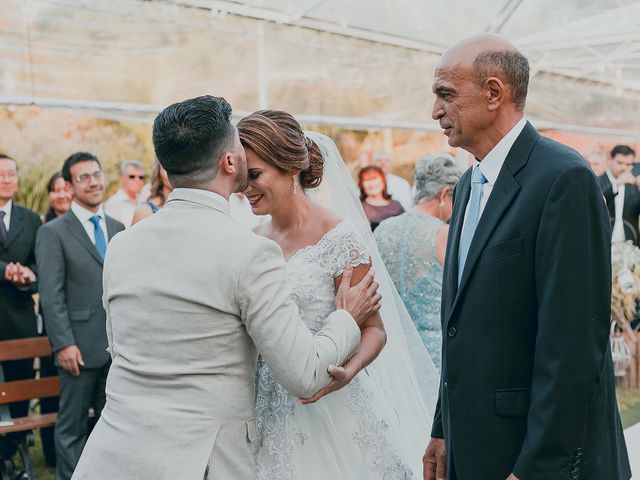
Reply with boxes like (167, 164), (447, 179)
(0, 337), (60, 406)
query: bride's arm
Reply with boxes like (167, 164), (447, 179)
(299, 261), (386, 404)
(335, 261), (387, 371)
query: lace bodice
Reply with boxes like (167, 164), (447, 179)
(255, 220), (417, 480)
(286, 220), (370, 333)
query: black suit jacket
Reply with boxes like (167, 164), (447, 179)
(0, 203), (41, 340)
(35, 210), (124, 368)
(432, 122), (630, 480)
(597, 174), (640, 244)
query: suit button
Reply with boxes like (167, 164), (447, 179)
(448, 327), (457, 338)
(443, 382), (448, 388)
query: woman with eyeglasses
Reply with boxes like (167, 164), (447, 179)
(131, 161), (172, 226)
(374, 154), (461, 370)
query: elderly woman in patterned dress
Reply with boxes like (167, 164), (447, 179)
(375, 154), (461, 370)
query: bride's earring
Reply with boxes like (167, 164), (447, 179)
(292, 176), (298, 195)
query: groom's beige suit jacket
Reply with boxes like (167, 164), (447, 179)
(72, 188), (361, 480)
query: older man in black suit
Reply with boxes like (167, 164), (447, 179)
(0, 153), (41, 467)
(36, 152), (124, 480)
(422, 34), (630, 480)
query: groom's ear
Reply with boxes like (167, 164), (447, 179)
(218, 151), (236, 175)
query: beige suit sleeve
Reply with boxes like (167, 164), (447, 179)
(238, 239), (361, 398)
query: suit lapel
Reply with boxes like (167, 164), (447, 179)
(443, 168), (471, 312)
(2, 203), (25, 249)
(446, 122), (540, 326)
(63, 212), (104, 265)
(105, 216), (121, 241)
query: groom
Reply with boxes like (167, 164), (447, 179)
(423, 35), (630, 479)
(72, 95), (380, 480)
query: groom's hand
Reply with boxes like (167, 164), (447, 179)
(506, 475), (519, 480)
(335, 264), (381, 326)
(423, 437), (446, 480)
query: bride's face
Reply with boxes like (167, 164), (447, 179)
(243, 148), (292, 215)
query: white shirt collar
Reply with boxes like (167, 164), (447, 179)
(71, 201), (105, 223)
(476, 116), (527, 185)
(0, 200), (12, 227)
(0, 199), (12, 215)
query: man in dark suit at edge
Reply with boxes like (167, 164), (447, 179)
(0, 153), (41, 471)
(422, 34), (630, 480)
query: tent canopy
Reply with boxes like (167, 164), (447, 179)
(1, 0), (640, 137)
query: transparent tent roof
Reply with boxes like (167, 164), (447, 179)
(1, 0), (639, 138)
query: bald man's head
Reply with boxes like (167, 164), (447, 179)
(439, 34), (529, 111)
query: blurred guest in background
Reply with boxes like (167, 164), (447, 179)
(36, 152), (124, 480)
(375, 154), (460, 370)
(359, 165), (404, 230)
(598, 145), (640, 244)
(0, 153), (41, 467)
(585, 151), (607, 177)
(39, 171), (72, 467)
(131, 161), (171, 225)
(373, 150), (412, 210)
(105, 159), (146, 227)
(44, 171), (72, 222)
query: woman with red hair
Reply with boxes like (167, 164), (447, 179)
(358, 165), (405, 230)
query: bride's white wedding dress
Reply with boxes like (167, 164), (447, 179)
(256, 220), (421, 480)
(254, 131), (439, 480)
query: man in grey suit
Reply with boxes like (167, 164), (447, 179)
(36, 152), (124, 480)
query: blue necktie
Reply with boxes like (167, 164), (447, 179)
(89, 215), (107, 260)
(458, 166), (487, 285)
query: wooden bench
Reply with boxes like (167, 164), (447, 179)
(0, 337), (59, 480)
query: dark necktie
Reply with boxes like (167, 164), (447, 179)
(0, 211), (7, 242)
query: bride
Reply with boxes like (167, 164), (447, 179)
(237, 111), (439, 480)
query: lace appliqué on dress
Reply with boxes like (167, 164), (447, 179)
(347, 376), (414, 479)
(255, 220), (414, 479)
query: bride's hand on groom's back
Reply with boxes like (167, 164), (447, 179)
(334, 263), (381, 326)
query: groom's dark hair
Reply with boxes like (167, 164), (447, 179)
(153, 95), (235, 187)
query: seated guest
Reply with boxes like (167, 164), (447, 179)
(105, 159), (146, 227)
(598, 145), (640, 244)
(44, 171), (72, 222)
(375, 154), (460, 370)
(131, 161), (172, 225)
(0, 153), (41, 466)
(373, 150), (413, 210)
(36, 152), (124, 480)
(359, 165), (404, 230)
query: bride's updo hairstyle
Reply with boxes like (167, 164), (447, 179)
(237, 110), (324, 189)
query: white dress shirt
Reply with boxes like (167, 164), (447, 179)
(605, 169), (627, 243)
(0, 199), (12, 231)
(462, 117), (527, 226)
(71, 202), (108, 245)
(104, 188), (144, 228)
(386, 173), (413, 210)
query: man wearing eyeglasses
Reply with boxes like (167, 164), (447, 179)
(36, 152), (124, 480)
(0, 153), (41, 474)
(104, 159), (147, 228)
